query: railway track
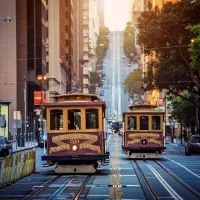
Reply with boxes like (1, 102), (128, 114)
(131, 159), (200, 200)
(0, 174), (92, 200)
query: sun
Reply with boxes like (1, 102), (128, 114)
(104, 0), (129, 31)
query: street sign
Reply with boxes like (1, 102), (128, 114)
(167, 103), (173, 107)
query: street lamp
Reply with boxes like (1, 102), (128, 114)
(37, 74), (47, 129)
(0, 16), (12, 22)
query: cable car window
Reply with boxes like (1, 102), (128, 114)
(68, 109), (81, 130)
(140, 116), (149, 130)
(50, 109), (63, 130)
(152, 116), (161, 130)
(128, 116), (136, 130)
(86, 108), (99, 129)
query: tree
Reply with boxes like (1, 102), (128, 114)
(96, 25), (110, 67)
(99, 26), (110, 36)
(189, 24), (200, 71)
(172, 94), (196, 133)
(123, 22), (137, 60)
(137, 0), (200, 99)
(123, 69), (143, 94)
(89, 71), (102, 86)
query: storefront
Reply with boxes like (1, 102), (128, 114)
(0, 100), (11, 138)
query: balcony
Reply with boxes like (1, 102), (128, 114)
(83, 38), (89, 44)
(83, 54), (89, 61)
(83, 33), (89, 37)
(83, 46), (89, 52)
(83, 67), (89, 75)
(83, 78), (89, 85)
(83, 4), (88, 10)
(83, 19), (89, 26)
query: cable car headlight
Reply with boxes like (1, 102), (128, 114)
(141, 139), (147, 145)
(71, 145), (78, 151)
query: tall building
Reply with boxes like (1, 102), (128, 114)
(0, 0), (47, 134)
(97, 0), (104, 26)
(0, 0), (17, 134)
(89, 0), (99, 71)
(48, 0), (69, 100)
(47, 0), (83, 99)
(82, 0), (90, 94)
(129, 0), (134, 22)
(17, 0), (47, 134)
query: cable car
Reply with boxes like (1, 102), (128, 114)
(42, 93), (109, 173)
(122, 104), (166, 159)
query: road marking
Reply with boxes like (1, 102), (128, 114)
(117, 31), (122, 121)
(112, 31), (116, 111)
(86, 184), (140, 188)
(170, 143), (179, 147)
(109, 136), (122, 199)
(147, 162), (184, 200)
(107, 135), (111, 144)
(163, 156), (200, 179)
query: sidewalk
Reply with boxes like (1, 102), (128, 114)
(12, 139), (38, 153)
(165, 137), (186, 146)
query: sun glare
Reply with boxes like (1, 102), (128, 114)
(104, 0), (129, 31)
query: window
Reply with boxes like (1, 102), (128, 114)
(86, 109), (99, 129)
(50, 110), (63, 130)
(128, 116), (137, 130)
(152, 116), (161, 130)
(140, 116), (148, 130)
(68, 109), (81, 130)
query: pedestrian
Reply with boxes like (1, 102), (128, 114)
(36, 128), (41, 144)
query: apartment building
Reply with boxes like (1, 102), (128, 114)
(89, 0), (99, 71)
(97, 0), (104, 26)
(0, 0), (47, 134)
(0, 0), (17, 134)
(82, 0), (90, 94)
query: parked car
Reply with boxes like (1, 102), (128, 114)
(127, 63), (131, 67)
(0, 136), (12, 157)
(185, 135), (200, 156)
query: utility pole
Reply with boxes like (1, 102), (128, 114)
(24, 76), (27, 147)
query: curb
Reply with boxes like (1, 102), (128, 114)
(13, 145), (38, 154)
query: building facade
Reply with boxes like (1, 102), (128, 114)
(89, 0), (99, 71)
(82, 0), (90, 94)
(0, 0), (47, 134)
(0, 0), (17, 134)
(97, 0), (104, 26)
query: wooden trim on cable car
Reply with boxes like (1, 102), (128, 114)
(124, 113), (163, 132)
(47, 106), (103, 133)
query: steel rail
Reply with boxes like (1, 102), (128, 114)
(72, 176), (91, 200)
(155, 160), (200, 199)
(131, 160), (158, 200)
(46, 176), (75, 200)
(27, 175), (62, 200)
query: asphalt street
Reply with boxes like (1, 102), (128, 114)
(101, 31), (137, 121)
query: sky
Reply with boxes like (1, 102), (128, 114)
(104, 0), (130, 31)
